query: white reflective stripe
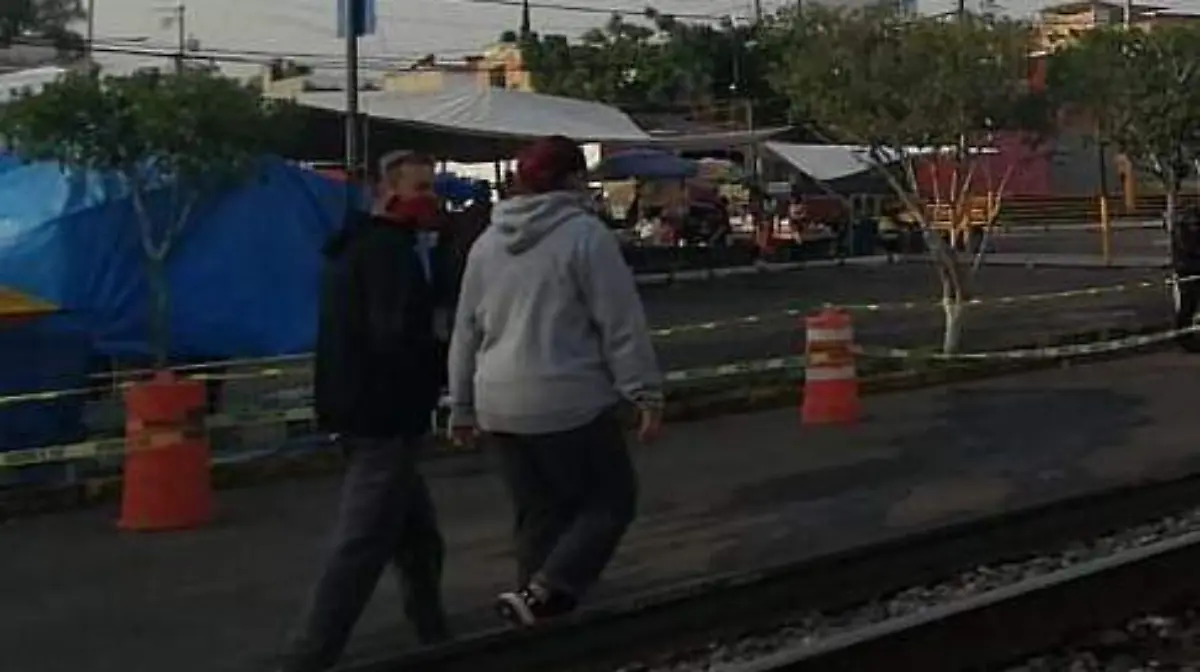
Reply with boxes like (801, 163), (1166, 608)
(805, 365), (857, 381)
(807, 327), (853, 342)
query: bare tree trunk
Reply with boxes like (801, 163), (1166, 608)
(132, 187), (193, 370)
(941, 288), (966, 354)
(1165, 174), (1180, 239)
(937, 253), (966, 354)
(921, 225), (967, 354)
(145, 255), (171, 369)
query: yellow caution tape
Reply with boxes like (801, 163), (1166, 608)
(856, 323), (1200, 361)
(3, 275), (1195, 406)
(0, 407), (320, 469)
(6, 321), (1197, 469)
(0, 367), (311, 407)
(649, 276), (1187, 338)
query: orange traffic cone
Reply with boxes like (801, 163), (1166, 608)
(801, 308), (862, 425)
(119, 371), (213, 531)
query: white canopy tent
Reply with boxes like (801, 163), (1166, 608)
(286, 84), (651, 143)
(608, 127), (791, 152)
(763, 142), (896, 182)
(764, 141), (999, 183)
(0, 66), (68, 105)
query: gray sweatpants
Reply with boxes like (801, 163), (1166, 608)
(281, 436), (447, 672)
(486, 408), (637, 598)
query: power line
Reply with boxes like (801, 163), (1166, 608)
(10, 36), (440, 72)
(92, 36), (479, 63)
(465, 0), (727, 21)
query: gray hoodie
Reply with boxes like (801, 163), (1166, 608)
(447, 191), (663, 435)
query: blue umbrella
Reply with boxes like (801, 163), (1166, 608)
(434, 172), (477, 204)
(592, 149), (699, 181)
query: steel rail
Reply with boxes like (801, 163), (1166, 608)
(734, 530), (1200, 672)
(334, 471), (1200, 672)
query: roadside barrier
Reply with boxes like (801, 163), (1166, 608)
(5, 322), (1198, 472)
(0, 273), (1191, 409)
(119, 373), (214, 531)
(650, 274), (1197, 339)
(856, 323), (1200, 361)
(801, 308), (862, 425)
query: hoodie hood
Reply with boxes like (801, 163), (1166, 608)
(492, 191), (592, 255)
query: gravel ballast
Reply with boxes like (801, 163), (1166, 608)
(1009, 612), (1200, 672)
(611, 506), (1200, 672)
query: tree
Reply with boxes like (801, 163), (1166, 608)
(1047, 25), (1200, 235)
(0, 0), (84, 51)
(519, 14), (685, 106)
(767, 6), (1050, 353)
(0, 70), (296, 366)
(516, 9), (787, 121)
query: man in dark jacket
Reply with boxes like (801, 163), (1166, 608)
(281, 151), (449, 672)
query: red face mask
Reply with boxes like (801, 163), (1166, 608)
(385, 194), (440, 227)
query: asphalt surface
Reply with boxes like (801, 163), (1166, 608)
(640, 262), (1172, 371)
(989, 223), (1167, 260)
(6, 353), (1200, 672)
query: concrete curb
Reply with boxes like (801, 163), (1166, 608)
(635, 255), (892, 287)
(0, 320), (1182, 520)
(893, 255), (1167, 271)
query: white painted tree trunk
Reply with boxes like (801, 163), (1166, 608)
(1166, 183), (1179, 239)
(941, 293), (965, 355)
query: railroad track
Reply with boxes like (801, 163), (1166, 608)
(702, 528), (1200, 672)
(334, 471), (1200, 672)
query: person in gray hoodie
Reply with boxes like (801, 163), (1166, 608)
(447, 136), (664, 626)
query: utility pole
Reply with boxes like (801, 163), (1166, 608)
(753, 0), (763, 23)
(520, 0), (532, 39)
(85, 0), (96, 64)
(174, 3), (185, 75)
(343, 0), (362, 186)
(156, 3), (187, 74)
(1125, 0), (1134, 26)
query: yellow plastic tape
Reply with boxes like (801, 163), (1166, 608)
(0, 407), (319, 469)
(1, 274), (1193, 406)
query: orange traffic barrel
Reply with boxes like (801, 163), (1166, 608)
(801, 308), (862, 425)
(119, 371), (214, 531)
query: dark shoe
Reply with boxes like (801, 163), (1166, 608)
(495, 585), (577, 627)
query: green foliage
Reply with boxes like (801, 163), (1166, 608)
(768, 7), (1046, 160)
(0, 69), (297, 364)
(0, 69), (295, 208)
(516, 9), (783, 117)
(1047, 25), (1200, 187)
(0, 0), (84, 49)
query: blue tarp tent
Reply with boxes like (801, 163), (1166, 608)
(0, 156), (350, 361)
(0, 156), (350, 458)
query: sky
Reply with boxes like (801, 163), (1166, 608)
(85, 0), (1200, 76)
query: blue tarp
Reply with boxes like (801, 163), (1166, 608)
(0, 156), (351, 361)
(0, 313), (91, 473)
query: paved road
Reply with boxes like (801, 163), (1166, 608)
(640, 263), (1172, 371)
(7, 352), (1200, 672)
(990, 225), (1167, 260)
(74, 260), (1178, 444)
(75, 260), (1172, 443)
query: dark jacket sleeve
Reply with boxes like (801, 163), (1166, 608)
(354, 230), (417, 361)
